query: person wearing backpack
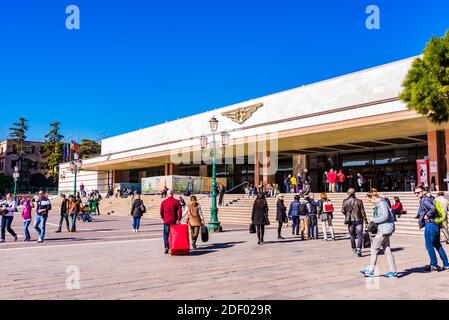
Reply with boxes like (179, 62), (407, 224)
(318, 193), (335, 241)
(131, 193), (146, 232)
(415, 185), (449, 271)
(434, 192), (449, 245)
(298, 195), (310, 240)
(342, 188), (367, 256)
(305, 194), (319, 240)
(288, 195), (301, 236)
(360, 190), (397, 278)
(186, 195), (204, 249)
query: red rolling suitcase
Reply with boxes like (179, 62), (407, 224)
(169, 224), (190, 255)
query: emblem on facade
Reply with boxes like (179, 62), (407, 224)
(221, 103), (263, 124)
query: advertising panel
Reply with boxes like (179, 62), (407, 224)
(416, 159), (429, 187)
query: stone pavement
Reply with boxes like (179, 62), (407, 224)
(1, 214), (449, 299)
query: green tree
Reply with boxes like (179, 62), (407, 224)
(0, 174), (13, 194)
(43, 122), (65, 185)
(78, 139), (101, 159)
(9, 117), (32, 189)
(401, 31), (449, 124)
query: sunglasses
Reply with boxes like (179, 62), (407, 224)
(415, 191), (423, 195)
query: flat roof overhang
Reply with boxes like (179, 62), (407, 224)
(80, 110), (445, 172)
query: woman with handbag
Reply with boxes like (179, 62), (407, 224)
(0, 193), (18, 243)
(186, 195), (204, 249)
(276, 194), (287, 240)
(130, 193), (146, 232)
(251, 194), (269, 245)
(318, 193), (335, 241)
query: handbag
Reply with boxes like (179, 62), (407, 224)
(367, 221), (378, 234)
(363, 231), (371, 248)
(249, 223), (256, 234)
(283, 215), (288, 224)
(264, 213), (271, 225)
(200, 224), (209, 242)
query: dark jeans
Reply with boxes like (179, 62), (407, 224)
(291, 216), (300, 235)
(58, 213), (70, 231)
(132, 216), (141, 230)
(424, 223), (449, 268)
(277, 221), (283, 237)
(391, 208), (401, 221)
(256, 224), (265, 242)
(348, 221), (364, 251)
(218, 193), (224, 206)
(70, 213), (77, 231)
(163, 223), (171, 249)
(309, 215), (318, 239)
(1, 216), (16, 240)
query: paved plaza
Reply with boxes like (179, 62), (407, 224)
(1, 214), (449, 300)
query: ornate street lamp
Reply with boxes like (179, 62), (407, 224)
(69, 153), (83, 196)
(13, 165), (20, 200)
(200, 116), (229, 232)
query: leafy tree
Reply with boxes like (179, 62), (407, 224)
(78, 139), (101, 159)
(9, 118), (32, 189)
(43, 122), (64, 185)
(0, 174), (13, 195)
(401, 31), (449, 124)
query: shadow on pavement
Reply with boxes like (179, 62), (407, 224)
(399, 266), (431, 278)
(199, 241), (246, 250)
(189, 250), (218, 256)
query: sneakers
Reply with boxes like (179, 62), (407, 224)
(37, 238), (43, 243)
(443, 266), (449, 271)
(352, 248), (357, 254)
(192, 243), (197, 249)
(360, 268), (375, 277)
(383, 272), (398, 278)
(14, 235), (18, 242)
(164, 248), (169, 254)
(55, 230), (61, 233)
(357, 250), (362, 257)
(427, 265), (440, 272)
(0, 239), (4, 243)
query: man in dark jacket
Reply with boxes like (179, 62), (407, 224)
(55, 194), (70, 233)
(160, 190), (182, 254)
(288, 195), (301, 235)
(342, 188), (367, 256)
(305, 194), (319, 240)
(415, 185), (449, 271)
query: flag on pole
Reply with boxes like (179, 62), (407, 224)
(70, 140), (80, 152)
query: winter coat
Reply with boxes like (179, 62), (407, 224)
(276, 199), (287, 222)
(131, 199), (145, 217)
(288, 200), (301, 218)
(373, 199), (395, 235)
(160, 196), (182, 225)
(251, 199), (268, 225)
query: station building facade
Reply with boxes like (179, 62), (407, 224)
(58, 56), (449, 194)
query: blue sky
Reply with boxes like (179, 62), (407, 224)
(0, 0), (448, 142)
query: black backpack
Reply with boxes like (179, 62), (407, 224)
(297, 202), (308, 216)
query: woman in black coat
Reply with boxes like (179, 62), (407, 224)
(276, 195), (287, 239)
(251, 194), (269, 245)
(130, 193), (145, 232)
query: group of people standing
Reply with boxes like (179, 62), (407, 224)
(0, 191), (52, 243)
(283, 169), (312, 194)
(323, 169), (365, 193)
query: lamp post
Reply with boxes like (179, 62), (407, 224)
(200, 116), (229, 232)
(12, 165), (20, 200)
(69, 153), (83, 196)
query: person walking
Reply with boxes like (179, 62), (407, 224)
(55, 194), (71, 233)
(415, 186), (449, 271)
(218, 184), (225, 206)
(130, 193), (145, 232)
(251, 194), (269, 245)
(435, 192), (449, 244)
(276, 194), (287, 239)
(0, 193), (18, 242)
(360, 190), (398, 278)
(186, 195), (204, 249)
(305, 194), (319, 239)
(68, 195), (78, 232)
(284, 174), (292, 194)
(322, 171), (328, 193)
(288, 195), (301, 236)
(342, 188), (367, 256)
(160, 190), (182, 254)
(327, 169), (337, 193)
(357, 173), (365, 192)
(318, 193), (335, 241)
(34, 191), (52, 243)
(298, 195), (310, 240)
(22, 197), (33, 241)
